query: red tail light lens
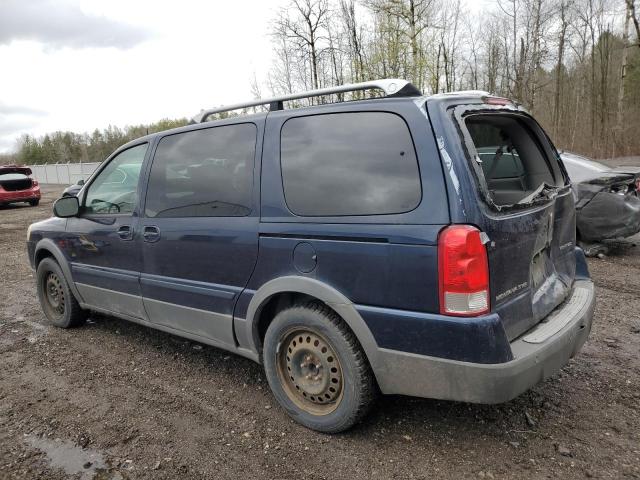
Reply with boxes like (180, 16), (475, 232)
(438, 225), (490, 316)
(32, 179), (39, 187)
(635, 177), (640, 192)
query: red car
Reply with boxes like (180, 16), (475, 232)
(0, 165), (41, 207)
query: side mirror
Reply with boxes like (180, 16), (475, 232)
(77, 179), (85, 186)
(53, 196), (79, 218)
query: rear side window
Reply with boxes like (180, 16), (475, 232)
(280, 112), (421, 216)
(145, 124), (256, 218)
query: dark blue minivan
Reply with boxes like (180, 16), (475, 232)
(27, 80), (595, 432)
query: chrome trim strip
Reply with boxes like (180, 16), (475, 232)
(140, 273), (239, 300)
(71, 263), (139, 281)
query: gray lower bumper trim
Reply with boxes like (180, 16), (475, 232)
(373, 280), (595, 404)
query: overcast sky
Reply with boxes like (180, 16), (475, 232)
(0, 0), (289, 152)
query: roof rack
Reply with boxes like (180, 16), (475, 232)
(191, 79), (421, 123)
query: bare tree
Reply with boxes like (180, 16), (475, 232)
(263, 0), (640, 157)
(626, 0), (640, 48)
(617, 0), (632, 136)
(553, 0), (572, 138)
(365, 0), (435, 89)
(339, 0), (365, 85)
(275, 0), (331, 92)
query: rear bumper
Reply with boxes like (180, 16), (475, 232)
(0, 185), (41, 204)
(373, 279), (595, 403)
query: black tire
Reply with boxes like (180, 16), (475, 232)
(29, 199), (39, 206)
(263, 301), (376, 433)
(36, 258), (88, 328)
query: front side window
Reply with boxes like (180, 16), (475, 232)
(145, 124), (256, 218)
(83, 143), (147, 215)
(280, 112), (421, 216)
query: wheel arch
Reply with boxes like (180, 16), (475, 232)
(34, 238), (84, 303)
(243, 276), (381, 373)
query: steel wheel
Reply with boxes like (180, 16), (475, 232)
(276, 328), (344, 415)
(44, 272), (65, 318)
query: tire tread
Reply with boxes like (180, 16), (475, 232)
(37, 257), (88, 328)
(265, 300), (377, 433)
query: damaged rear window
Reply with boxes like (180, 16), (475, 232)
(465, 115), (561, 207)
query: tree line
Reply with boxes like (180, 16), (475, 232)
(264, 0), (640, 158)
(0, 119), (188, 166)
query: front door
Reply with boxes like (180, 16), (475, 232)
(65, 143), (149, 319)
(139, 121), (261, 349)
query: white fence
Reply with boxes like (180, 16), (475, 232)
(30, 162), (101, 185)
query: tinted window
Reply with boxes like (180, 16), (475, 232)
(145, 124), (256, 218)
(84, 143), (147, 214)
(281, 112), (421, 216)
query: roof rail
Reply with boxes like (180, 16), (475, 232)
(191, 79), (421, 123)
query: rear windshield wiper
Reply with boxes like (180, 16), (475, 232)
(517, 183), (559, 205)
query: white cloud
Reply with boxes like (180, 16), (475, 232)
(0, 0), (152, 49)
(0, 0), (287, 153)
(0, 102), (48, 151)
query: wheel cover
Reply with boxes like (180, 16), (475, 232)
(44, 272), (65, 317)
(276, 328), (344, 415)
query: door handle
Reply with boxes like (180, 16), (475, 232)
(117, 225), (133, 241)
(142, 225), (161, 243)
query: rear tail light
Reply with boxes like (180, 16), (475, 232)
(635, 178), (640, 192)
(32, 179), (39, 187)
(438, 225), (490, 316)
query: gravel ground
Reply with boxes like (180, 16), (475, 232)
(1, 185), (639, 480)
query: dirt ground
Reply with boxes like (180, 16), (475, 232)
(1, 185), (639, 480)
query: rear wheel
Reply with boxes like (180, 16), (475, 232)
(29, 199), (39, 206)
(36, 258), (87, 328)
(263, 302), (376, 433)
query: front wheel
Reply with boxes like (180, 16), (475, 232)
(263, 302), (376, 433)
(36, 258), (88, 328)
